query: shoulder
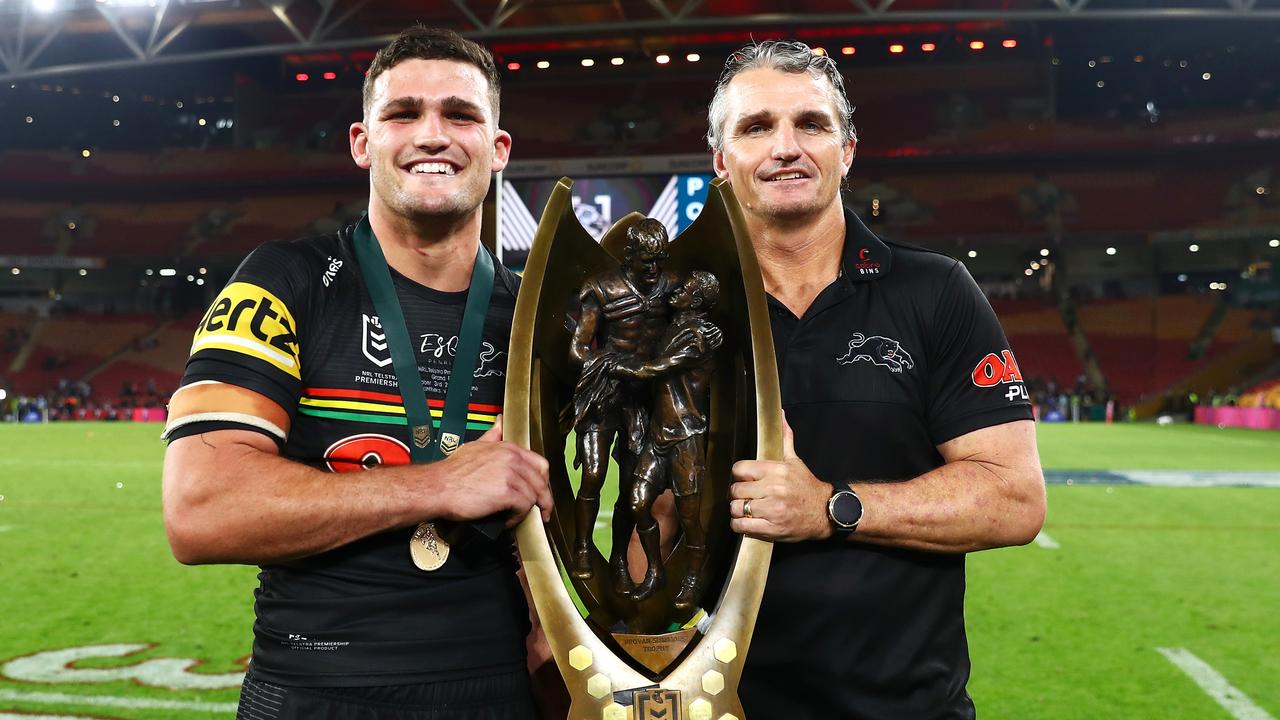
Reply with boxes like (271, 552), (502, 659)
(234, 232), (347, 288)
(881, 237), (963, 280)
(493, 251), (521, 301)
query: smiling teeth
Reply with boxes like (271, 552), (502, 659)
(410, 163), (455, 175)
(769, 172), (804, 181)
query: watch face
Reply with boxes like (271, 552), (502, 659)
(832, 491), (863, 528)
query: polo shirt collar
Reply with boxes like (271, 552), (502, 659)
(840, 206), (893, 283)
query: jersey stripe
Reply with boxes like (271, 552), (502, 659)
(300, 387), (502, 415)
(297, 397), (498, 423)
(296, 407), (495, 431)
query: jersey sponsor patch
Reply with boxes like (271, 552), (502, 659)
(836, 332), (915, 373)
(324, 433), (411, 472)
(971, 349), (1029, 401)
(192, 282), (301, 379)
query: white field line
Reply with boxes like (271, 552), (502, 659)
(0, 707), (99, 712)
(1033, 531), (1060, 549)
(1156, 647), (1276, 720)
(0, 688), (237, 714)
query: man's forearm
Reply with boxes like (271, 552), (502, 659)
(163, 422), (551, 566)
(163, 432), (438, 565)
(850, 458), (1045, 554)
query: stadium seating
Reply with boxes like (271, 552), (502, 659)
(1076, 295), (1261, 403)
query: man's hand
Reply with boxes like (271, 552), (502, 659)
(428, 416), (553, 528)
(728, 420), (832, 542)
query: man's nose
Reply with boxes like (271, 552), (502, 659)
(414, 112), (450, 151)
(770, 124), (803, 161)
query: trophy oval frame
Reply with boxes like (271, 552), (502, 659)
(506, 177), (782, 719)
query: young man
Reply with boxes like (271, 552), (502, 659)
(707, 41), (1046, 718)
(161, 27), (552, 720)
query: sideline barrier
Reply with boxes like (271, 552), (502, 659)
(1194, 406), (1280, 430)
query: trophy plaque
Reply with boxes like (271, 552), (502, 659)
(506, 177), (782, 720)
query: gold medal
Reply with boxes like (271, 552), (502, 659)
(409, 522), (449, 571)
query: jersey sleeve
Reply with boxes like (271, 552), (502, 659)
(163, 241), (312, 445)
(924, 261), (1033, 445)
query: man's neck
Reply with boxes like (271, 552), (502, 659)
(367, 201), (482, 292)
(748, 203), (846, 319)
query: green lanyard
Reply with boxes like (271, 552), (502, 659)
(352, 215), (494, 463)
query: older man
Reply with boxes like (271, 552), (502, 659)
(708, 40), (1046, 718)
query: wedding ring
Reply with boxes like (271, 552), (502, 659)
(743, 499), (753, 518)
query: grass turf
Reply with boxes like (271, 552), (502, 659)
(0, 421), (1277, 719)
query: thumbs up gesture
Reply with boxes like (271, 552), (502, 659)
(728, 418), (836, 542)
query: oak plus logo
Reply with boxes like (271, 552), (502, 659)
(972, 349), (1028, 401)
(362, 314), (392, 368)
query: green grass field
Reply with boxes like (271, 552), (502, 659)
(1, 422), (1277, 719)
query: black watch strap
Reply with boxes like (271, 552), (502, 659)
(828, 482), (863, 536)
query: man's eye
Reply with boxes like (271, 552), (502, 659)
(745, 125), (767, 135)
(388, 111), (416, 120)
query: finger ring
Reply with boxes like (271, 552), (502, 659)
(743, 499), (753, 518)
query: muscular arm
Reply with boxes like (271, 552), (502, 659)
(163, 418), (551, 566)
(612, 325), (722, 381)
(569, 295), (602, 365)
(729, 420), (1045, 553)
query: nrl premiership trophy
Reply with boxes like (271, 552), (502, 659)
(505, 178), (782, 720)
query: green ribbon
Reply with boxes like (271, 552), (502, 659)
(351, 215), (494, 464)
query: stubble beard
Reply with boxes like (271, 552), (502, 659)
(370, 156), (488, 226)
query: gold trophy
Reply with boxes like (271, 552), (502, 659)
(506, 177), (782, 720)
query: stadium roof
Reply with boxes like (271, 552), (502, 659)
(2, 0), (1278, 82)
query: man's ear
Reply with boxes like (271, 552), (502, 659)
(350, 122), (371, 170)
(713, 150), (730, 180)
(840, 137), (856, 177)
(491, 128), (512, 173)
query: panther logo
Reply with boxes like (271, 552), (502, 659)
(837, 333), (916, 373)
(474, 341), (507, 378)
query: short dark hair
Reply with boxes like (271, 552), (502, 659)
(363, 26), (501, 122)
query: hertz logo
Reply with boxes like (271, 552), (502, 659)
(192, 282), (301, 378)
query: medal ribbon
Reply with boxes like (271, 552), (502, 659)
(353, 215), (503, 544)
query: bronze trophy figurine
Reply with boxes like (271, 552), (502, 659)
(567, 218), (684, 596)
(610, 270), (723, 607)
(505, 178), (782, 720)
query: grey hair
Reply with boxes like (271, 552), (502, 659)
(706, 40), (856, 153)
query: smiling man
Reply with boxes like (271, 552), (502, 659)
(707, 41), (1047, 718)
(161, 27), (552, 720)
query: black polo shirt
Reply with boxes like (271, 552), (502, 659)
(740, 209), (1033, 719)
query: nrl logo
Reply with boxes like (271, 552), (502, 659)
(837, 332), (916, 373)
(362, 314), (392, 368)
(633, 687), (682, 720)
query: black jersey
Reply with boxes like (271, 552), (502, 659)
(164, 226), (529, 687)
(740, 209), (1033, 719)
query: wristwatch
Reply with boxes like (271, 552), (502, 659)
(827, 482), (863, 536)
